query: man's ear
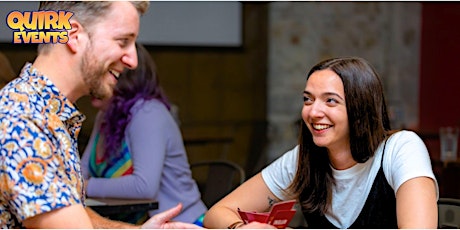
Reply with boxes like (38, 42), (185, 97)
(66, 20), (85, 53)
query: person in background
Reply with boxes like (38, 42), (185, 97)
(81, 43), (207, 225)
(0, 1), (199, 228)
(0, 52), (16, 88)
(203, 57), (438, 229)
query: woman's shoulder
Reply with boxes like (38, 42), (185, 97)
(381, 130), (436, 193)
(383, 129), (429, 163)
(388, 130), (423, 143)
(132, 98), (170, 115)
(269, 145), (300, 166)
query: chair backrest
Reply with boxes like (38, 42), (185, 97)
(190, 160), (246, 208)
(438, 198), (460, 228)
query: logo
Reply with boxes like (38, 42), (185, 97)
(6, 10), (73, 44)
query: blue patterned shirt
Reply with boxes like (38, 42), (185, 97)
(0, 63), (86, 228)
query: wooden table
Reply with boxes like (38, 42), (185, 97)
(86, 197), (158, 216)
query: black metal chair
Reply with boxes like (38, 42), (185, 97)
(438, 198), (460, 228)
(190, 160), (245, 208)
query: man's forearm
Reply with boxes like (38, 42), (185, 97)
(85, 207), (140, 229)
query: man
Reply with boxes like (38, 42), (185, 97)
(0, 2), (199, 228)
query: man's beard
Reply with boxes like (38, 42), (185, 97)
(81, 44), (113, 100)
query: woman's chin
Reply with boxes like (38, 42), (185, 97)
(312, 138), (328, 147)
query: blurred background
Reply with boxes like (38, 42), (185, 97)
(1, 1), (460, 198)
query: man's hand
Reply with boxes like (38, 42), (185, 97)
(141, 203), (202, 229)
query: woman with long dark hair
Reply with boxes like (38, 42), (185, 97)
(81, 43), (207, 225)
(203, 57), (438, 228)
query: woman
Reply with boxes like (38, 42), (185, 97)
(81, 43), (207, 225)
(203, 57), (438, 228)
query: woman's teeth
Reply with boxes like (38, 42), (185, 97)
(313, 124), (330, 130)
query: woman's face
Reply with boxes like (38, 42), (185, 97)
(301, 69), (349, 152)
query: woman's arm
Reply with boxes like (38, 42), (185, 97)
(396, 176), (438, 228)
(389, 131), (438, 228)
(203, 173), (279, 229)
(85, 101), (169, 199)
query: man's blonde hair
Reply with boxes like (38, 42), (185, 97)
(37, 1), (149, 54)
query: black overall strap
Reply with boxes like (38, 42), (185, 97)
(303, 138), (397, 228)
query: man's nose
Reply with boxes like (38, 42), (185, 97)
(122, 45), (138, 70)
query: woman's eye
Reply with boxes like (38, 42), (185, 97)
(326, 98), (338, 104)
(303, 96), (313, 104)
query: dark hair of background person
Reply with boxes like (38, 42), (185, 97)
(100, 43), (171, 162)
(289, 57), (393, 215)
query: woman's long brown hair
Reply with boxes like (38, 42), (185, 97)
(288, 57), (392, 214)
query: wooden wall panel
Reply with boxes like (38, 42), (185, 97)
(149, 3), (268, 176)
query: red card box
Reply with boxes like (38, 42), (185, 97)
(237, 200), (297, 229)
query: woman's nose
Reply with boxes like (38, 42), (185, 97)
(308, 102), (324, 117)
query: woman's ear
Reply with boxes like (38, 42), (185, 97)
(66, 20), (84, 53)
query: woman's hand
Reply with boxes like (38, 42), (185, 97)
(239, 222), (277, 229)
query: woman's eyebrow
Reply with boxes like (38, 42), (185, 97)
(323, 92), (344, 101)
(304, 90), (344, 101)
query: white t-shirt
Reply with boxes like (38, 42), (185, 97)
(261, 130), (439, 228)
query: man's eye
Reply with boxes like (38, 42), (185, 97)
(119, 39), (129, 46)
